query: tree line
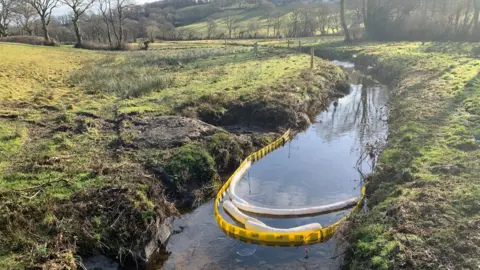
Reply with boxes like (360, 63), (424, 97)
(0, 0), (479, 49)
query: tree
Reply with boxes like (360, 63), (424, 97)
(145, 20), (159, 42)
(273, 11), (283, 37)
(0, 0), (14, 36)
(473, 0), (480, 38)
(316, 3), (332, 35)
(340, 0), (350, 41)
(329, 13), (341, 33)
(224, 9), (236, 38)
(99, 0), (112, 46)
(206, 18), (217, 38)
(27, 0), (59, 43)
(123, 18), (140, 42)
(12, 0), (38, 35)
(247, 19), (259, 37)
(288, 8), (301, 37)
(61, 0), (95, 47)
(299, 5), (316, 36)
(111, 0), (132, 48)
(263, 1), (276, 37)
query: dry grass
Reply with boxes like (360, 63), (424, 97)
(0, 36), (58, 46)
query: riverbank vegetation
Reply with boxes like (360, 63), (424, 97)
(311, 42), (480, 269)
(0, 41), (348, 268)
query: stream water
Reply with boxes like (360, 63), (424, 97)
(154, 61), (389, 270)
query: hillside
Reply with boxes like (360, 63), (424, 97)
(176, 3), (300, 38)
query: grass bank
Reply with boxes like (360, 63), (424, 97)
(312, 42), (480, 269)
(0, 41), (348, 268)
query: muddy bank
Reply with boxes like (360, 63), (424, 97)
(311, 42), (480, 269)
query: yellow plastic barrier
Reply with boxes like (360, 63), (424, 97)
(214, 129), (366, 246)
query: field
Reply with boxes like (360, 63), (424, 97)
(2, 37), (479, 269)
(0, 40), (348, 268)
(312, 42), (480, 269)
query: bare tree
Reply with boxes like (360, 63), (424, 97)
(247, 19), (259, 37)
(329, 13), (341, 33)
(99, 0), (112, 46)
(107, 0), (131, 48)
(145, 20), (159, 42)
(273, 11), (283, 37)
(288, 8), (301, 37)
(12, 0), (38, 35)
(263, 1), (275, 37)
(0, 0), (14, 36)
(316, 3), (331, 35)
(27, 0), (59, 43)
(61, 0), (96, 47)
(206, 18), (217, 38)
(224, 9), (236, 39)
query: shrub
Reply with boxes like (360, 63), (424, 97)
(0, 36), (58, 46)
(78, 41), (138, 51)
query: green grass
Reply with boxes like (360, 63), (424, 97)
(312, 42), (480, 269)
(0, 40), (349, 268)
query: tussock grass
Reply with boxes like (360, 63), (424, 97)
(71, 47), (249, 99)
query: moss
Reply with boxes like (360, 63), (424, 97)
(204, 132), (251, 172)
(165, 143), (219, 193)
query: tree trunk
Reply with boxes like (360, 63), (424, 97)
(118, 8), (123, 48)
(362, 0), (367, 27)
(474, 0), (480, 38)
(72, 17), (83, 47)
(41, 17), (51, 43)
(101, 16), (112, 47)
(340, 0), (351, 42)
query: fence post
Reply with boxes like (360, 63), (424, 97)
(287, 39), (290, 48)
(298, 40), (301, 51)
(310, 47), (314, 69)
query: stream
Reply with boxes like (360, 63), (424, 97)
(154, 61), (389, 270)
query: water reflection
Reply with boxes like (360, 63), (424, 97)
(157, 63), (389, 270)
(315, 69), (388, 153)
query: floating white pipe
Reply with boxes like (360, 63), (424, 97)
(228, 161), (251, 204)
(228, 158), (359, 216)
(245, 219), (322, 233)
(232, 197), (359, 217)
(222, 200), (264, 225)
(223, 200), (322, 233)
